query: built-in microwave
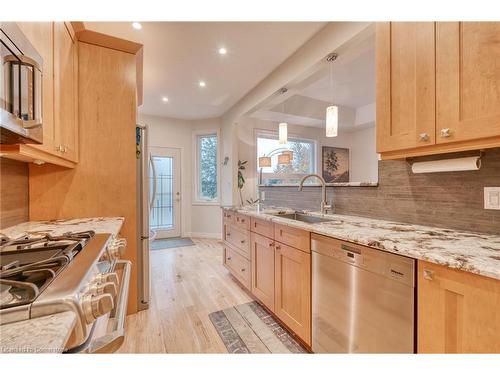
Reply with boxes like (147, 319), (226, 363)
(0, 22), (43, 144)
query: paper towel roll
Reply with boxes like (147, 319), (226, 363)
(411, 156), (481, 174)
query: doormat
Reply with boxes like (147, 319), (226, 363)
(209, 301), (307, 353)
(150, 237), (195, 250)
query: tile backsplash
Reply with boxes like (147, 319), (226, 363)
(0, 158), (29, 229)
(260, 148), (500, 234)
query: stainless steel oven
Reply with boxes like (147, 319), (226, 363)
(0, 22), (43, 144)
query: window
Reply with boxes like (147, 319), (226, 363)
(195, 132), (219, 202)
(257, 132), (316, 185)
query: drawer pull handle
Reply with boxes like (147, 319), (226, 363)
(423, 269), (434, 280)
(226, 233), (231, 236)
(419, 133), (429, 141)
(440, 128), (451, 138)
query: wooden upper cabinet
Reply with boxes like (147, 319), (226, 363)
(376, 22), (436, 153)
(16, 23), (55, 154)
(418, 261), (500, 353)
(436, 22), (500, 143)
(376, 21), (500, 159)
(54, 22), (79, 162)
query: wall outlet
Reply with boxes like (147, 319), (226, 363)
(484, 187), (500, 210)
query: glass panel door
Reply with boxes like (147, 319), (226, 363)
(149, 147), (181, 239)
(150, 156), (173, 231)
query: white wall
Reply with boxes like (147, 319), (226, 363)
(236, 118), (378, 204)
(140, 113), (222, 239)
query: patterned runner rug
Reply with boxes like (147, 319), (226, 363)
(209, 301), (307, 353)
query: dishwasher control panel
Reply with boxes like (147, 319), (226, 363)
(311, 233), (415, 287)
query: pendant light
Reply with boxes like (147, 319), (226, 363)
(279, 122), (287, 144)
(326, 53), (338, 138)
(278, 88), (288, 144)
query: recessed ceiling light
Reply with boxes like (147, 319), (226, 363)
(218, 47), (227, 55)
(132, 22), (142, 30)
(162, 97), (169, 102)
(199, 81), (206, 87)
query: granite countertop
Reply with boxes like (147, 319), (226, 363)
(0, 311), (77, 353)
(1, 217), (125, 240)
(225, 206), (500, 280)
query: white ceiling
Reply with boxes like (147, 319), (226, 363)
(83, 22), (327, 119)
(248, 31), (375, 131)
(300, 37), (375, 108)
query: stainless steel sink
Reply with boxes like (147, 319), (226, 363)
(271, 212), (333, 224)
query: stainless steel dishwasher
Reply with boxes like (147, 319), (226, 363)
(311, 233), (415, 353)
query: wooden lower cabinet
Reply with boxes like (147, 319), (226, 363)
(418, 261), (500, 353)
(274, 242), (311, 346)
(223, 245), (250, 290)
(250, 232), (275, 311)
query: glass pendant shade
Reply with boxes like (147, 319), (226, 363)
(258, 156), (271, 168)
(282, 150), (293, 160)
(278, 122), (288, 144)
(326, 105), (338, 137)
(277, 153), (291, 165)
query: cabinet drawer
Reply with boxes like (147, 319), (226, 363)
(223, 209), (235, 225)
(224, 224), (250, 259)
(234, 213), (250, 231)
(274, 223), (310, 253)
(251, 217), (274, 239)
(224, 245), (250, 290)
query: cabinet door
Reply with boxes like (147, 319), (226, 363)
(436, 22), (500, 144)
(54, 22), (78, 162)
(250, 232), (275, 311)
(418, 261), (500, 353)
(274, 242), (311, 346)
(376, 22), (436, 153)
(17, 23), (56, 154)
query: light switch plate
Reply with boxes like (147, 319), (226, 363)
(484, 187), (500, 210)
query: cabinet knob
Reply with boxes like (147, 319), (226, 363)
(241, 268), (245, 272)
(440, 128), (451, 138)
(419, 133), (429, 141)
(423, 269), (434, 280)
(226, 232), (231, 236)
(268, 242), (274, 247)
(241, 219), (245, 223)
(275, 244), (281, 250)
(240, 240), (246, 244)
(227, 256), (232, 261)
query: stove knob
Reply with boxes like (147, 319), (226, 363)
(99, 281), (118, 299)
(94, 272), (119, 287)
(92, 293), (114, 319)
(82, 293), (114, 324)
(88, 281), (118, 299)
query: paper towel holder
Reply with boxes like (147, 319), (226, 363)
(406, 150), (484, 173)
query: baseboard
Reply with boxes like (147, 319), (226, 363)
(185, 232), (221, 240)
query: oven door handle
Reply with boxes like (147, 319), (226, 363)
(87, 259), (131, 353)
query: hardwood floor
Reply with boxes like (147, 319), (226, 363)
(117, 238), (253, 353)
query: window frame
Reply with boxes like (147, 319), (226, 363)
(255, 129), (317, 185)
(193, 128), (220, 205)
